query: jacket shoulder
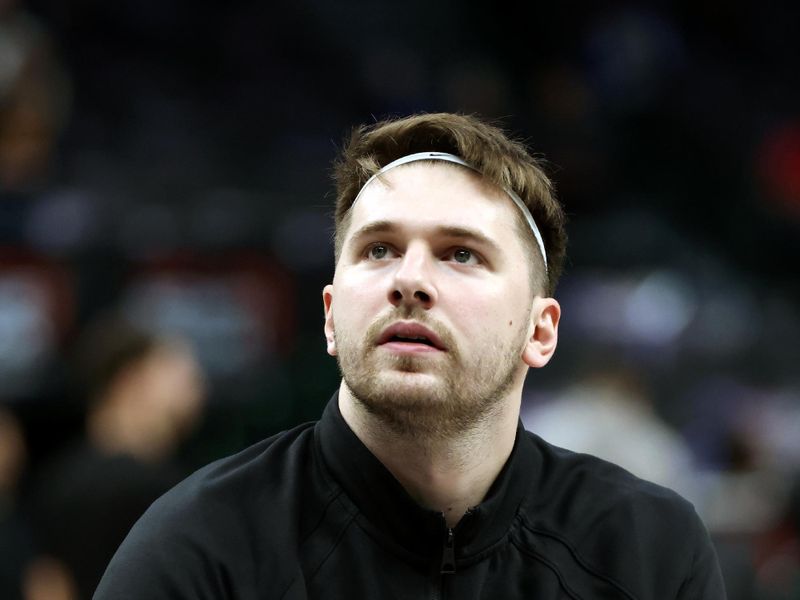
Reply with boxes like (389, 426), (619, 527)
(164, 420), (327, 513)
(517, 432), (725, 599)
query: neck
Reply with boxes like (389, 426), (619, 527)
(338, 382), (520, 528)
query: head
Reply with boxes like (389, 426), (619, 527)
(74, 316), (206, 461)
(324, 113), (566, 438)
(333, 113), (566, 296)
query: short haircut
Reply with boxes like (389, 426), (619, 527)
(332, 113), (567, 296)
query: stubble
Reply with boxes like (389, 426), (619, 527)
(334, 307), (529, 441)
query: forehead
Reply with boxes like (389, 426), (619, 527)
(344, 162), (523, 243)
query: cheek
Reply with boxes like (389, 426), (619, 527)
(444, 280), (512, 317)
(445, 283), (530, 335)
(333, 276), (386, 326)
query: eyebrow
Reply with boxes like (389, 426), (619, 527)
(348, 220), (502, 254)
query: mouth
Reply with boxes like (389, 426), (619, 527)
(377, 322), (447, 352)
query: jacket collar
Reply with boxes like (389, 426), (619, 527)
(315, 392), (540, 563)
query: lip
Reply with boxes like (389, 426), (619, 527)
(377, 321), (447, 352)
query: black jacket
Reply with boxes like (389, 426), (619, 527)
(95, 394), (725, 599)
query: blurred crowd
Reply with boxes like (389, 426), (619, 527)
(0, 0), (798, 598)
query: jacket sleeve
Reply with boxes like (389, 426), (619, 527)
(675, 510), (726, 600)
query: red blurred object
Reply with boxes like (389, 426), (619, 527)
(758, 121), (800, 218)
(0, 246), (75, 341)
(0, 247), (75, 397)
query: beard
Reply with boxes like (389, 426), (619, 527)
(334, 306), (529, 440)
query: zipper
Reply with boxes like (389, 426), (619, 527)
(440, 527), (456, 574)
(434, 510), (470, 600)
(431, 526), (456, 600)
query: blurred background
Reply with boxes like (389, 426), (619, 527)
(0, 0), (798, 598)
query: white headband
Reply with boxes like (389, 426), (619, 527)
(351, 151), (548, 271)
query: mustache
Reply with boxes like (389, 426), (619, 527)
(364, 308), (456, 352)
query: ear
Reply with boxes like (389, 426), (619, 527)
(322, 284), (337, 356)
(521, 297), (560, 369)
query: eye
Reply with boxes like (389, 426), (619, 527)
(366, 244), (394, 260)
(448, 247), (479, 265)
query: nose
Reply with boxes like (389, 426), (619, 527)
(388, 243), (438, 309)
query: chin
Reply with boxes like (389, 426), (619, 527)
(372, 371), (448, 402)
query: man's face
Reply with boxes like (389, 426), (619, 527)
(323, 163), (553, 437)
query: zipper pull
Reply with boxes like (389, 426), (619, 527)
(440, 527), (456, 574)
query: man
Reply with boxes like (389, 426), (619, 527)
(95, 113), (725, 599)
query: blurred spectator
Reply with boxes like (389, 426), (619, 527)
(695, 400), (800, 600)
(0, 0), (70, 191)
(0, 406), (35, 600)
(28, 315), (206, 600)
(522, 368), (697, 499)
(761, 478), (800, 596)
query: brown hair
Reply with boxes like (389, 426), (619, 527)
(71, 314), (161, 406)
(332, 113), (567, 296)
